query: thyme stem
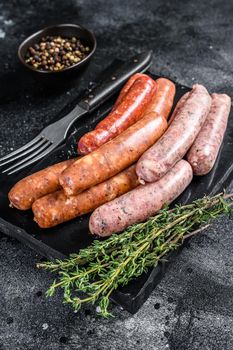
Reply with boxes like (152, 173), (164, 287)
(38, 192), (233, 317)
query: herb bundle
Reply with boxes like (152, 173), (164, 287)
(37, 193), (232, 317)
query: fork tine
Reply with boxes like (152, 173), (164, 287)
(0, 135), (42, 163)
(2, 140), (52, 174)
(7, 143), (57, 175)
(0, 138), (47, 167)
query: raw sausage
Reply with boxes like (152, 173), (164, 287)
(187, 93), (231, 175)
(32, 165), (139, 228)
(168, 92), (189, 125)
(136, 84), (211, 183)
(89, 159), (193, 236)
(113, 73), (147, 108)
(61, 113), (167, 196)
(78, 74), (156, 155)
(60, 112), (168, 196)
(77, 74), (156, 154)
(144, 78), (176, 120)
(8, 159), (76, 210)
(115, 76), (175, 120)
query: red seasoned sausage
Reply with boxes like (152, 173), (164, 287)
(144, 78), (176, 120)
(33, 165), (139, 228)
(187, 93), (231, 175)
(60, 112), (168, 196)
(136, 84), (211, 183)
(89, 160), (193, 236)
(77, 74), (156, 154)
(8, 159), (76, 210)
(113, 73), (147, 109)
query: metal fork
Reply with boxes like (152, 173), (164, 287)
(0, 105), (86, 175)
(0, 51), (153, 175)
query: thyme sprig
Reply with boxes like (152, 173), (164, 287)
(37, 193), (233, 317)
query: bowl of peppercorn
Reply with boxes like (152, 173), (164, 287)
(18, 24), (96, 76)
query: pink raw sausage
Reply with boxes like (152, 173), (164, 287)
(187, 93), (231, 175)
(168, 92), (189, 125)
(89, 159), (193, 236)
(136, 84), (211, 183)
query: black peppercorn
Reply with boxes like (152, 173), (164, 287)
(34, 55), (41, 62)
(29, 47), (36, 55)
(25, 35), (90, 72)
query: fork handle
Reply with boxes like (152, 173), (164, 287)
(44, 104), (87, 140)
(78, 51), (153, 112)
(43, 52), (153, 140)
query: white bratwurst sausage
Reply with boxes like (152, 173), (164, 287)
(89, 159), (193, 236)
(187, 93), (231, 175)
(136, 84), (211, 183)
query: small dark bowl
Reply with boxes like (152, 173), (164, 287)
(18, 24), (96, 76)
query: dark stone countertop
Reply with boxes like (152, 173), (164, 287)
(1, 0), (233, 349)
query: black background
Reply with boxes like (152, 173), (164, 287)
(1, 1), (233, 349)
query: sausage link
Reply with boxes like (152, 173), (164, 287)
(187, 93), (231, 175)
(33, 165), (139, 228)
(144, 78), (176, 120)
(136, 84), (211, 183)
(60, 112), (168, 196)
(8, 159), (76, 210)
(168, 92), (189, 125)
(89, 159), (193, 236)
(77, 74), (156, 154)
(113, 73), (147, 109)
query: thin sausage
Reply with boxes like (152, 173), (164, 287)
(8, 159), (76, 210)
(187, 93), (231, 175)
(115, 76), (175, 120)
(77, 74), (156, 154)
(113, 73), (147, 109)
(60, 112), (168, 196)
(144, 78), (176, 120)
(136, 84), (211, 183)
(89, 160), (193, 236)
(32, 165), (139, 228)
